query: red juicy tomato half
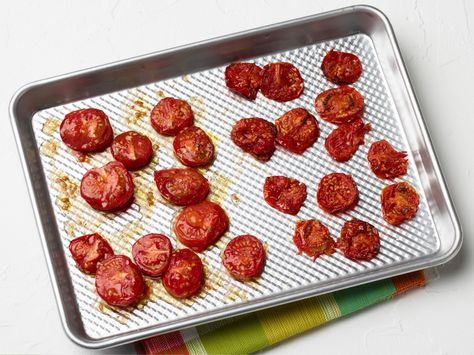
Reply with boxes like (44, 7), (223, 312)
(111, 131), (153, 170)
(163, 249), (204, 298)
(317, 173), (358, 214)
(80, 161), (134, 211)
(263, 176), (307, 215)
(225, 62), (263, 100)
(95, 255), (145, 307)
(150, 97), (194, 136)
(173, 126), (215, 167)
(325, 118), (371, 162)
(315, 86), (364, 124)
(69, 233), (114, 274)
(60, 108), (113, 152)
(337, 219), (380, 261)
(275, 108), (320, 154)
(222, 235), (266, 281)
(381, 182), (419, 225)
(368, 140), (408, 179)
(132, 234), (172, 277)
(154, 168), (209, 206)
(230, 118), (277, 161)
(321, 49), (363, 85)
(174, 201), (229, 252)
(260, 62), (304, 102)
(292, 220), (335, 261)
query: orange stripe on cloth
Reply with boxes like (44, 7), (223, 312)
(140, 331), (189, 355)
(392, 270), (426, 295)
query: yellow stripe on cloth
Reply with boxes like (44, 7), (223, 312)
(257, 293), (341, 344)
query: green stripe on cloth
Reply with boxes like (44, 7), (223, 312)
(333, 278), (396, 316)
(197, 314), (269, 354)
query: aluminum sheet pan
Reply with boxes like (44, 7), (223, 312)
(10, 5), (461, 349)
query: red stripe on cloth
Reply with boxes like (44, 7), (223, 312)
(140, 331), (189, 355)
(392, 271), (426, 295)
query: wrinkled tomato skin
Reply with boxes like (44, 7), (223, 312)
(154, 168), (209, 206)
(173, 126), (215, 167)
(163, 249), (204, 299)
(69, 233), (114, 274)
(368, 140), (408, 179)
(95, 255), (145, 307)
(225, 63), (263, 100)
(325, 118), (371, 162)
(276, 108), (320, 154)
(174, 201), (229, 252)
(111, 131), (153, 170)
(150, 97), (194, 136)
(317, 173), (358, 214)
(230, 118), (277, 161)
(132, 234), (172, 277)
(381, 182), (419, 225)
(314, 86), (364, 125)
(60, 108), (113, 152)
(222, 235), (266, 281)
(321, 50), (363, 85)
(336, 219), (380, 261)
(260, 62), (304, 102)
(293, 220), (335, 261)
(263, 176), (307, 215)
(80, 161), (135, 211)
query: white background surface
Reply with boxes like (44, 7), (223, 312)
(1, 1), (473, 354)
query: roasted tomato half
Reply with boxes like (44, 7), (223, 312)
(132, 234), (172, 277)
(174, 201), (229, 252)
(275, 108), (319, 154)
(225, 62), (263, 100)
(95, 255), (145, 307)
(317, 173), (358, 214)
(173, 126), (214, 167)
(321, 49), (363, 85)
(80, 161), (134, 211)
(381, 182), (419, 225)
(263, 176), (307, 215)
(315, 86), (364, 125)
(60, 108), (113, 152)
(325, 118), (371, 162)
(150, 97), (194, 136)
(336, 219), (380, 261)
(163, 249), (204, 299)
(368, 140), (408, 179)
(222, 235), (266, 281)
(111, 131), (153, 170)
(230, 118), (277, 161)
(69, 233), (114, 274)
(260, 62), (304, 102)
(293, 220), (335, 261)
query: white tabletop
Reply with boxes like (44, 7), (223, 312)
(1, 1), (473, 354)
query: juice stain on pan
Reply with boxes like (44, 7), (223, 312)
(182, 74), (191, 83)
(42, 117), (60, 136)
(156, 90), (166, 98)
(40, 139), (59, 158)
(96, 302), (130, 325)
(126, 97), (153, 125)
(223, 286), (249, 303)
(189, 96), (206, 124)
(52, 172), (78, 212)
(119, 220), (144, 243)
(209, 171), (232, 204)
(231, 193), (241, 204)
(70, 150), (90, 163)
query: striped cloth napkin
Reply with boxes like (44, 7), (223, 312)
(139, 271), (426, 355)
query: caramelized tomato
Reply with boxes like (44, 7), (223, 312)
(60, 108), (113, 152)
(150, 97), (194, 136)
(263, 176), (307, 215)
(111, 131), (153, 170)
(222, 235), (265, 281)
(174, 201), (229, 252)
(368, 140), (408, 179)
(163, 249), (204, 299)
(321, 49), (362, 85)
(95, 255), (145, 307)
(315, 86), (364, 124)
(132, 234), (172, 277)
(325, 118), (371, 162)
(293, 220), (335, 261)
(225, 62), (263, 100)
(317, 173), (358, 214)
(337, 219), (380, 261)
(260, 62), (304, 102)
(381, 182), (419, 225)
(80, 161), (134, 211)
(154, 168), (209, 206)
(69, 233), (114, 274)
(173, 126), (214, 167)
(230, 118), (277, 161)
(275, 108), (319, 154)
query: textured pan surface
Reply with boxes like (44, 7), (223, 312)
(32, 33), (438, 340)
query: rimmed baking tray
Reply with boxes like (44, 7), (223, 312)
(10, 5), (461, 349)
